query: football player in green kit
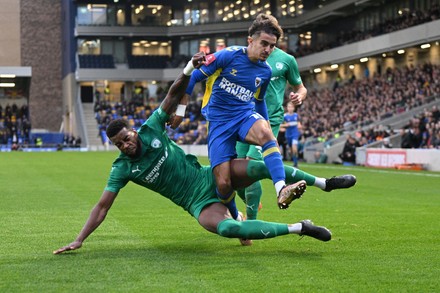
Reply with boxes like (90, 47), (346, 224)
(236, 42), (355, 221)
(54, 52), (340, 254)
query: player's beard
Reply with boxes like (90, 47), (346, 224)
(127, 139), (142, 159)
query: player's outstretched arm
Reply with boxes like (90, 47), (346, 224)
(53, 190), (117, 254)
(161, 52), (205, 116)
(167, 93), (190, 129)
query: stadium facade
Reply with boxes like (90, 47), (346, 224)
(0, 0), (439, 148)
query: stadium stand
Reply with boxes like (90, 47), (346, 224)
(296, 5), (440, 57)
(6, 0), (440, 156)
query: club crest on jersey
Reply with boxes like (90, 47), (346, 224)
(276, 62), (283, 70)
(205, 54), (216, 65)
(151, 138), (162, 148)
(255, 77), (262, 88)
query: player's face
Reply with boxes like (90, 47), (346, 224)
(110, 127), (140, 157)
(287, 103), (295, 113)
(247, 32), (277, 62)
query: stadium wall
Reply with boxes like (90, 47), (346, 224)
(356, 148), (440, 172)
(0, 0), (20, 66)
(21, 0), (63, 132)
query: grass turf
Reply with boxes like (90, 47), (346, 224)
(0, 151), (439, 292)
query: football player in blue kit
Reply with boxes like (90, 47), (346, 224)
(184, 14), (298, 218)
(282, 101), (301, 168)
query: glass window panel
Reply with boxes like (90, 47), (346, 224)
(179, 41), (189, 56)
(114, 41), (126, 63)
(77, 39), (100, 55)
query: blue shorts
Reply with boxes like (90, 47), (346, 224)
(286, 136), (300, 147)
(208, 110), (264, 168)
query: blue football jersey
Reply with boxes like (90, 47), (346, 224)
(284, 112), (300, 138)
(190, 46), (272, 121)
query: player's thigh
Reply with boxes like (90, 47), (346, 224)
(208, 121), (240, 168)
(213, 161), (232, 189)
(242, 117), (275, 145)
(291, 137), (299, 152)
(198, 202), (230, 233)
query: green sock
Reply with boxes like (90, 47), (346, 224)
(217, 219), (289, 239)
(247, 160), (316, 186)
(236, 188), (246, 203)
(284, 165), (316, 186)
(245, 181), (262, 220)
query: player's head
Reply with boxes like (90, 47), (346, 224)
(247, 14), (283, 61)
(107, 119), (141, 158)
(286, 101), (295, 113)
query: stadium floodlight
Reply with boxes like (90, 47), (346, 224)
(420, 43), (431, 49)
(0, 74), (16, 78)
(0, 83), (15, 87)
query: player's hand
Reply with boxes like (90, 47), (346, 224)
(53, 241), (82, 254)
(167, 114), (184, 129)
(191, 52), (206, 69)
(289, 92), (303, 106)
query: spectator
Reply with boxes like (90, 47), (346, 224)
(339, 134), (360, 164)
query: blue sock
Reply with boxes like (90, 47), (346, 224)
(262, 140), (285, 185)
(216, 188), (238, 219)
(292, 155), (298, 167)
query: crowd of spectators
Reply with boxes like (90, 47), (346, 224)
(400, 105), (440, 149)
(299, 63), (440, 146)
(296, 5), (440, 57)
(94, 98), (208, 146)
(93, 62), (439, 152)
(0, 103), (31, 147)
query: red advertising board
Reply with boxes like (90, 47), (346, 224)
(365, 149), (407, 168)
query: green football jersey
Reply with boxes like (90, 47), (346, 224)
(266, 47), (302, 127)
(105, 107), (216, 216)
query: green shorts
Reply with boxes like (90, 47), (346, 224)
(187, 166), (222, 220)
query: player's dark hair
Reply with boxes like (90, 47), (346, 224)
(106, 119), (129, 138)
(248, 13), (283, 41)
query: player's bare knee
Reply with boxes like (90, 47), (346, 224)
(216, 177), (232, 195)
(258, 129), (275, 144)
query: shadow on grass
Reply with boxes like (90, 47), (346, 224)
(52, 240), (326, 261)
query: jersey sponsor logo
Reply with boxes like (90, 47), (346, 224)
(230, 68), (237, 76)
(255, 77), (262, 88)
(218, 77), (255, 102)
(205, 54), (216, 65)
(151, 138), (162, 148)
(143, 147), (168, 184)
(275, 62), (283, 70)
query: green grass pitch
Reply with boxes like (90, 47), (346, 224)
(1, 151), (439, 292)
